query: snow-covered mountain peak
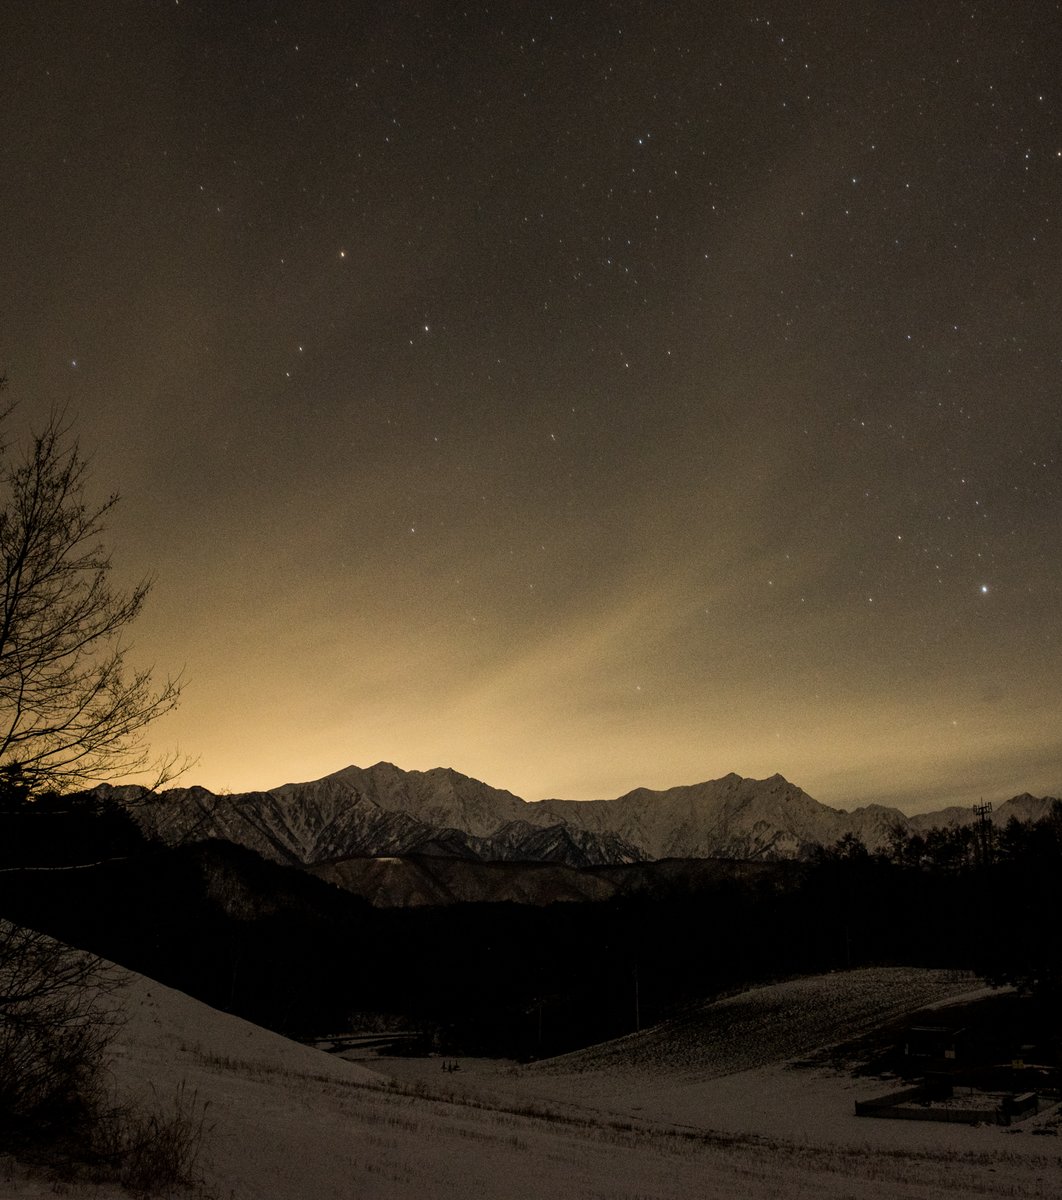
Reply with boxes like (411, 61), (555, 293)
(100, 763), (1059, 871)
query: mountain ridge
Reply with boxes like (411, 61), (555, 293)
(96, 761), (1059, 871)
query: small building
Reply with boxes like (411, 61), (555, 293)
(903, 1025), (965, 1063)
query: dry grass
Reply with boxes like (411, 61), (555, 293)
(93, 1081), (212, 1197)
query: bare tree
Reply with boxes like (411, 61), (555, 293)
(0, 385), (183, 792)
(0, 385), (199, 1174)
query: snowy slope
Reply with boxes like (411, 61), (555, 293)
(100, 763), (1058, 869)
(8, 963), (1055, 1200)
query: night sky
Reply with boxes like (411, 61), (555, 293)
(3, 3), (1061, 813)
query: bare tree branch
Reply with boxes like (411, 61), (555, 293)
(0, 387), (188, 792)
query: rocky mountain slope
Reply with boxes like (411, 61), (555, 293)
(98, 764), (643, 868)
(532, 773), (906, 860)
(97, 762), (1057, 870)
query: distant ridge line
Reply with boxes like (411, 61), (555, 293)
(94, 761), (1059, 872)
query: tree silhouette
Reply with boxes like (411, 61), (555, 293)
(0, 382), (183, 792)
(0, 382), (187, 1165)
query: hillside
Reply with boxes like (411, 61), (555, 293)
(6, 964), (1057, 1200)
(308, 853), (793, 907)
(529, 967), (982, 1077)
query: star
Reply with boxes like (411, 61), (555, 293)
(9, 0), (1061, 811)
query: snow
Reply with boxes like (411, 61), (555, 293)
(3, 966), (1059, 1199)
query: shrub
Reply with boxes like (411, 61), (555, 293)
(0, 920), (120, 1152)
(0, 922), (211, 1194)
(94, 1081), (211, 1197)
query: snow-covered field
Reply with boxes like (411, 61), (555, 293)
(3, 967), (1059, 1199)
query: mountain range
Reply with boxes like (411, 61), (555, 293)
(97, 761), (1057, 876)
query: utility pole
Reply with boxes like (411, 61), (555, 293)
(974, 800), (994, 865)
